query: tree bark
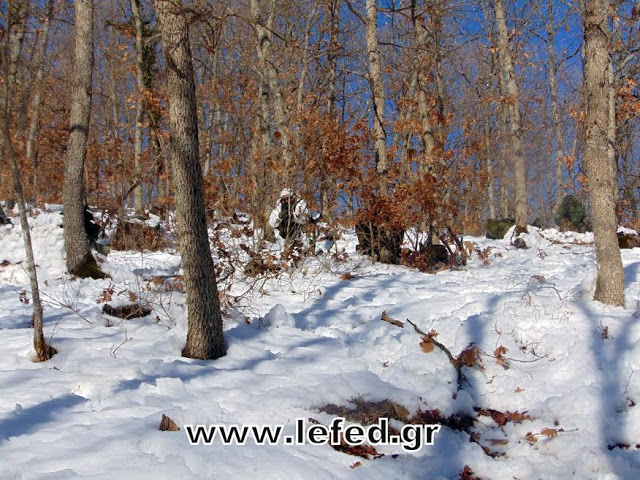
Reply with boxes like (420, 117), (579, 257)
(582, 0), (624, 306)
(26, 0), (54, 199)
(1, 7), (56, 362)
(607, 62), (618, 204)
(130, 0), (146, 213)
(545, 0), (565, 211)
(482, 0), (509, 218)
(365, 0), (388, 196)
(155, 0), (226, 359)
(320, 0), (341, 218)
(63, 0), (104, 278)
(493, 0), (527, 233)
(295, 5), (316, 116)
(250, 0), (293, 176)
(411, 0), (436, 172)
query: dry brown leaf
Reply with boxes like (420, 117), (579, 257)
(350, 462), (362, 469)
(457, 345), (481, 368)
(340, 272), (355, 281)
(159, 414), (180, 431)
(460, 464), (482, 480)
(505, 411), (533, 423)
(540, 428), (559, 438)
(524, 432), (538, 444)
(494, 345), (508, 366)
(420, 336), (435, 353)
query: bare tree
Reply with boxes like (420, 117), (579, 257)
(411, 0), (437, 172)
(365, 0), (389, 196)
(1, 2), (56, 361)
(63, 0), (105, 278)
(582, 0), (624, 306)
(26, 0), (54, 196)
(155, 0), (226, 360)
(493, 0), (528, 233)
(130, 0), (146, 213)
(545, 0), (565, 210)
(250, 0), (293, 175)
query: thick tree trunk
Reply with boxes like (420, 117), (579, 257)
(582, 0), (624, 306)
(63, 0), (104, 278)
(155, 0), (226, 360)
(607, 63), (618, 204)
(493, 0), (527, 233)
(365, 0), (388, 196)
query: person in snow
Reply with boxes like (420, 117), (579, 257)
(268, 188), (309, 242)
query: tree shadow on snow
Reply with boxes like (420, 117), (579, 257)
(576, 263), (640, 477)
(292, 273), (405, 330)
(0, 393), (88, 443)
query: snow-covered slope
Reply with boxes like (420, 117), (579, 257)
(1, 209), (639, 479)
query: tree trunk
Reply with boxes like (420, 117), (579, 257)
(7, 0), (28, 113)
(1, 7), (56, 362)
(130, 0), (146, 213)
(545, 0), (565, 211)
(365, 0), (388, 196)
(493, 0), (527, 233)
(411, 0), (436, 172)
(295, 5), (316, 116)
(320, 0), (340, 219)
(484, 125), (496, 219)
(250, 0), (293, 176)
(482, 0), (509, 219)
(398, 73), (417, 179)
(155, 0), (226, 360)
(63, 0), (104, 278)
(582, 0), (624, 306)
(26, 0), (54, 200)
(607, 62), (618, 204)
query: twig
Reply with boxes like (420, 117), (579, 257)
(110, 328), (131, 358)
(381, 311), (465, 390)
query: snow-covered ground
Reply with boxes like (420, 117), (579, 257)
(1, 208), (640, 479)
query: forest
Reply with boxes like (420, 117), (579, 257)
(0, 0), (637, 233)
(1, 0), (640, 479)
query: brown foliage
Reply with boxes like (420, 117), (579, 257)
(456, 345), (482, 369)
(460, 465), (482, 480)
(111, 220), (166, 252)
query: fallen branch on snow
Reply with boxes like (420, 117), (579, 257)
(381, 311), (465, 390)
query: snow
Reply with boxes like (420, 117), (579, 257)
(1, 208), (640, 479)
